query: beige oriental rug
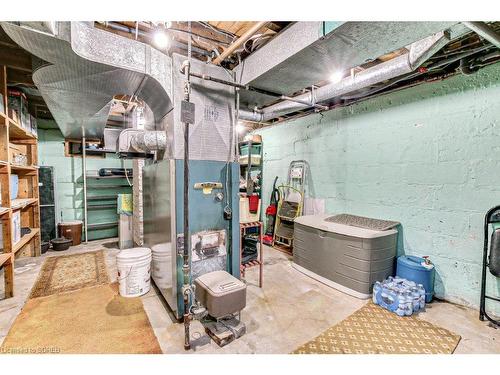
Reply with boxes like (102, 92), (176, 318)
(292, 303), (461, 354)
(30, 250), (109, 298)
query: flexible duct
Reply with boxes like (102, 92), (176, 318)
(130, 130), (168, 153)
(239, 31), (450, 122)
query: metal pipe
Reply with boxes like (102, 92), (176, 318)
(280, 95), (329, 111)
(213, 21), (268, 65)
(188, 70), (280, 97)
(188, 71), (327, 111)
(182, 56), (192, 350)
(463, 22), (500, 49)
(239, 31), (449, 122)
(82, 134), (88, 243)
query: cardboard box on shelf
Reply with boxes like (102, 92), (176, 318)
(8, 89), (30, 130)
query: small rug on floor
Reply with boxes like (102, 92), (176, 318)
(292, 303), (461, 354)
(1, 283), (162, 354)
(30, 250), (109, 299)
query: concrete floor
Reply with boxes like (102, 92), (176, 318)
(1, 238), (499, 354)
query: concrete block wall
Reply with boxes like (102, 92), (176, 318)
(257, 62), (500, 312)
(38, 128), (131, 241)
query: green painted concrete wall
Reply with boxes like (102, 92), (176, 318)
(38, 128), (131, 241)
(257, 62), (500, 312)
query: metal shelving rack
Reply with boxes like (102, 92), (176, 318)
(238, 137), (264, 286)
(81, 144), (132, 242)
(0, 65), (41, 299)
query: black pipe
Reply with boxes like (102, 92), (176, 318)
(188, 71), (282, 99)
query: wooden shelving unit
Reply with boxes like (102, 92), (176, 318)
(0, 65), (41, 299)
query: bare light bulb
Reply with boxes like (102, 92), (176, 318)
(236, 123), (246, 134)
(330, 71), (344, 83)
(153, 29), (169, 49)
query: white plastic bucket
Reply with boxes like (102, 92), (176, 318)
(151, 243), (172, 289)
(116, 247), (152, 297)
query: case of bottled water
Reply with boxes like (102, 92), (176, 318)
(372, 276), (426, 316)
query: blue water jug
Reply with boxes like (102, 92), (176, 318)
(396, 255), (435, 303)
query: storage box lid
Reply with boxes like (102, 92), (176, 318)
(195, 270), (246, 297)
(295, 214), (398, 239)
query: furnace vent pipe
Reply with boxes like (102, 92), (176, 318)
(239, 31), (449, 122)
(130, 131), (168, 153)
(462, 22), (500, 49)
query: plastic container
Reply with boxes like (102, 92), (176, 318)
(151, 243), (171, 289)
(116, 247), (152, 298)
(373, 276), (428, 316)
(239, 143), (262, 156)
(51, 237), (72, 251)
(396, 255), (435, 302)
(10, 174), (19, 200)
(58, 220), (83, 246)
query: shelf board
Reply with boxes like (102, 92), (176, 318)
(88, 203), (117, 210)
(10, 164), (38, 173)
(84, 148), (117, 155)
(8, 118), (36, 140)
(13, 228), (39, 254)
(87, 221), (118, 230)
(86, 175), (132, 180)
(87, 195), (118, 201)
(86, 184), (132, 189)
(0, 206), (10, 216)
(11, 198), (37, 210)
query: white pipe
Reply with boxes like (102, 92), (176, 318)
(213, 22), (267, 65)
(239, 31), (449, 122)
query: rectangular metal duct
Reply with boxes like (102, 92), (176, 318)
(235, 21), (458, 110)
(1, 21), (173, 139)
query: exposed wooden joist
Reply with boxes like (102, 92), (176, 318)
(0, 48), (32, 72)
(6, 68), (34, 86)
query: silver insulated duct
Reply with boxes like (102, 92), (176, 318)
(239, 30), (450, 122)
(0, 22), (173, 139)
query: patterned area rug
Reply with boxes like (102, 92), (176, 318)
(30, 250), (109, 299)
(293, 303), (461, 354)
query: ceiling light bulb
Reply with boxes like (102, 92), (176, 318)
(153, 29), (169, 49)
(236, 123), (246, 134)
(330, 71), (344, 83)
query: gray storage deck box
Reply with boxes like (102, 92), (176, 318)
(194, 270), (246, 318)
(293, 214), (398, 299)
